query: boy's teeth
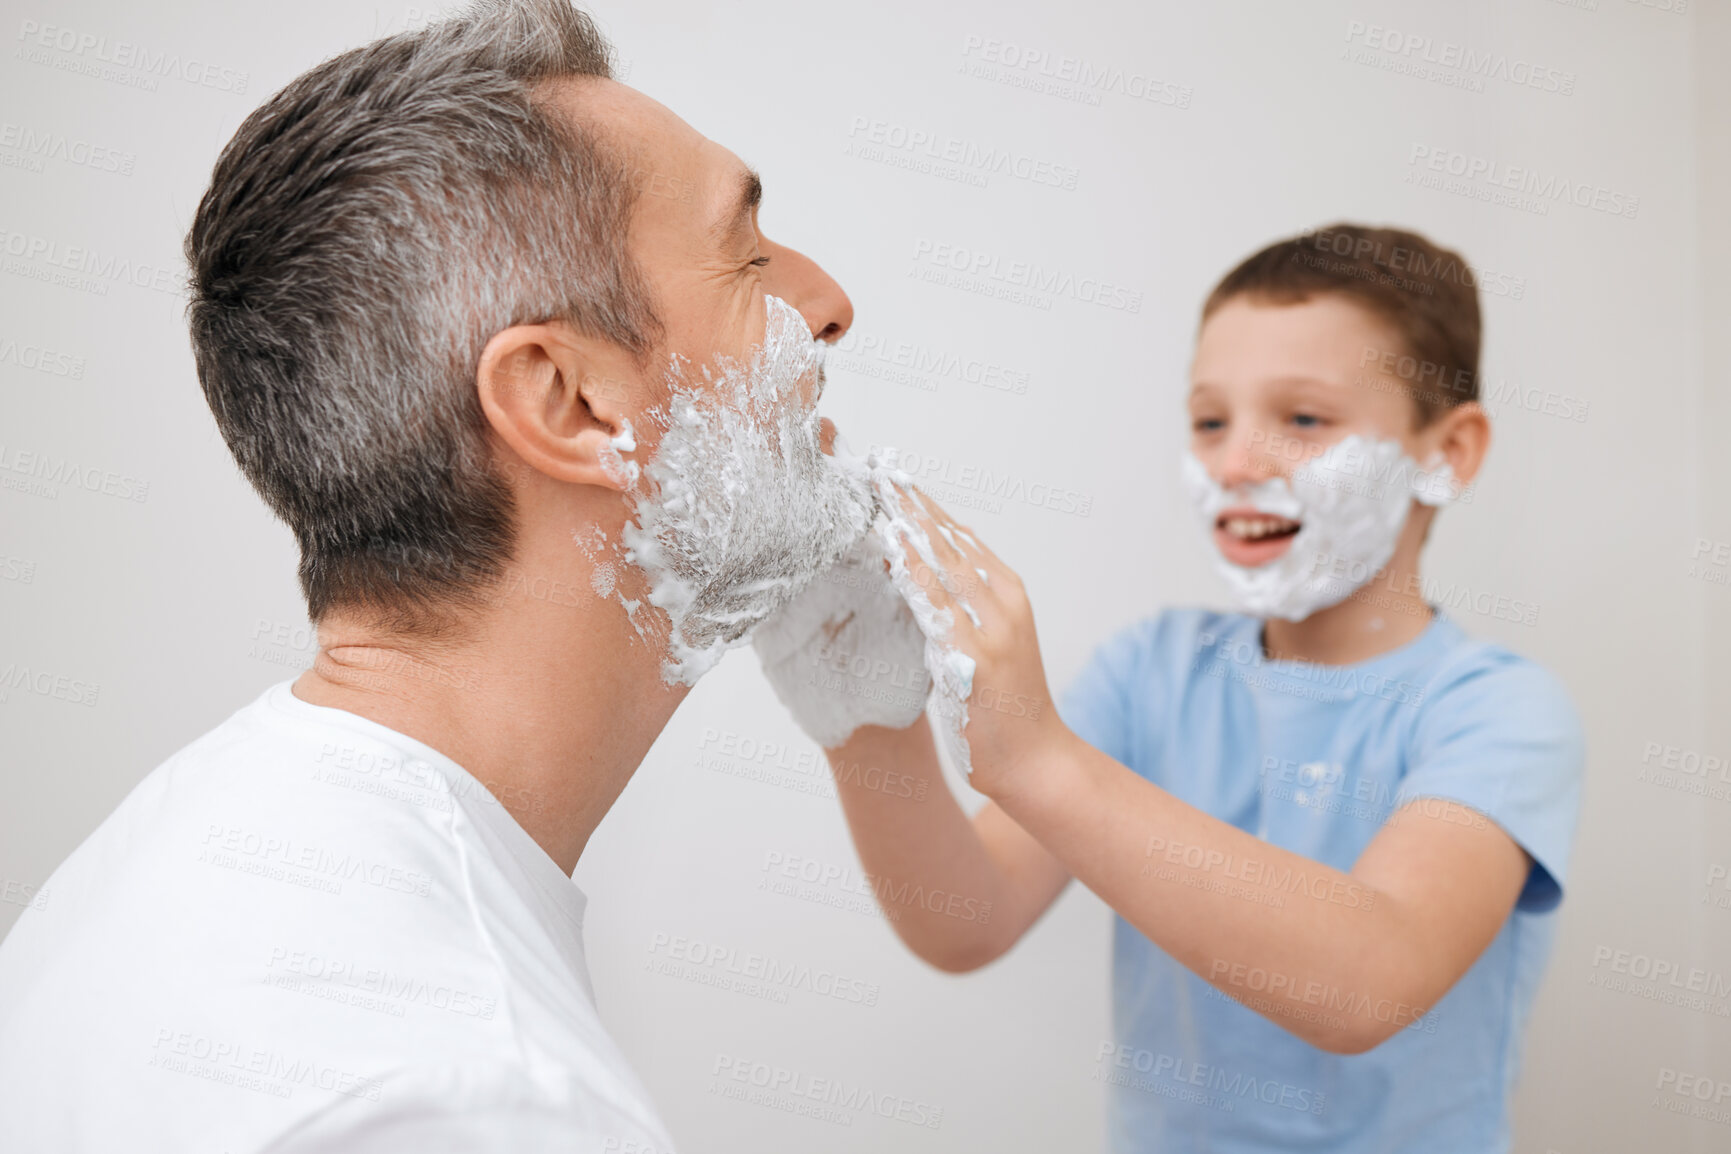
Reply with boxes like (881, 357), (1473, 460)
(1224, 516), (1297, 540)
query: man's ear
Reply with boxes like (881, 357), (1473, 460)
(475, 323), (642, 492)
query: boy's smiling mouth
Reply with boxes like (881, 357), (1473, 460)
(1214, 506), (1301, 567)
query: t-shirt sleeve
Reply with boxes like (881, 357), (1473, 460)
(1392, 655), (1585, 913)
(259, 1063), (677, 1154)
(1058, 616), (1162, 771)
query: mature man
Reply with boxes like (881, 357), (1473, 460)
(0, 1), (887, 1149)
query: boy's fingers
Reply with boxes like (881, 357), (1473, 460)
(887, 508), (984, 624)
(888, 485), (952, 565)
(885, 484), (995, 632)
(907, 490), (1006, 603)
(907, 487), (993, 568)
(878, 477), (916, 519)
(894, 526), (957, 618)
(907, 488), (977, 568)
(910, 488), (970, 545)
(963, 530), (1003, 570)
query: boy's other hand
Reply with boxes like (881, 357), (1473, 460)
(886, 485), (1072, 801)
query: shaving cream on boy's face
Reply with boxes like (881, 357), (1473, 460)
(1180, 432), (1462, 622)
(606, 293), (877, 685)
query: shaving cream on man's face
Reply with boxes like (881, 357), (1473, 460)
(609, 293), (877, 685)
(1179, 433), (1461, 622)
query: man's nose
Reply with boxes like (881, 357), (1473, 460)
(758, 235), (854, 343)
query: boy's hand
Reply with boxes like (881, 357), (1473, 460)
(884, 484), (1072, 801)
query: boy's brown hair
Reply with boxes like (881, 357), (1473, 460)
(1202, 223), (1482, 428)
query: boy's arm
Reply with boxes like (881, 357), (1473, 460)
(902, 491), (1532, 1054)
(826, 714), (1071, 972)
(999, 737), (1530, 1054)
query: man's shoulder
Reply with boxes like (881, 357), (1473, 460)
(258, 1059), (677, 1154)
(0, 687), (608, 1154)
(80, 681), (463, 874)
(0, 680), (491, 999)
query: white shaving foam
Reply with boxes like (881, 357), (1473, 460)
(578, 291), (984, 764)
(751, 442), (985, 762)
(751, 526), (931, 747)
(609, 295), (877, 685)
(1180, 433), (1460, 622)
(852, 449), (980, 776)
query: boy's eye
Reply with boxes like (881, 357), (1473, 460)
(749, 255), (771, 267)
(1192, 416), (1224, 432)
(1289, 413), (1325, 428)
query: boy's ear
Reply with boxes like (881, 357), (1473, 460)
(1431, 401), (1492, 488)
(475, 323), (642, 493)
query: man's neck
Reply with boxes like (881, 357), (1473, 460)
(291, 564), (687, 877)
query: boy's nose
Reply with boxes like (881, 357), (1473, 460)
(1215, 427), (1283, 491)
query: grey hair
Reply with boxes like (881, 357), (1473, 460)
(185, 0), (660, 629)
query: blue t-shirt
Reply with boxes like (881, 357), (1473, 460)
(1059, 606), (1584, 1154)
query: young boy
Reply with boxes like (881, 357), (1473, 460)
(765, 224), (1584, 1152)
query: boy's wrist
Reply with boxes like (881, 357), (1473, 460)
(979, 719), (1088, 816)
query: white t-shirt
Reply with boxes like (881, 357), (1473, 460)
(0, 680), (678, 1154)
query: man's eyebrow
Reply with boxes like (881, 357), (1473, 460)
(710, 167), (762, 246)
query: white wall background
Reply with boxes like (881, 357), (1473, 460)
(2, 0), (1726, 1151)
